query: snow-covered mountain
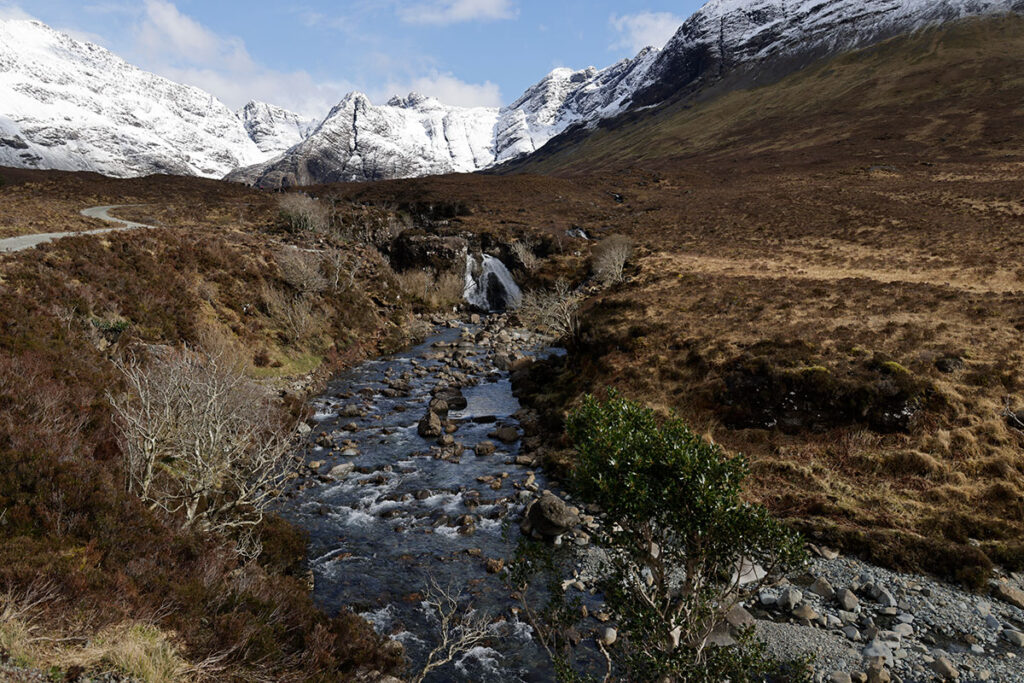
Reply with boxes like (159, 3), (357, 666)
(227, 92), (499, 186)
(0, 19), (266, 178)
(230, 48), (663, 187)
(2, 1), (1022, 184)
(237, 101), (317, 157)
(628, 0), (1024, 108)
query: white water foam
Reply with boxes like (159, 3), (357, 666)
(463, 254), (522, 311)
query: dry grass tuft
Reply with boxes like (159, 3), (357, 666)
(396, 269), (464, 310)
(74, 624), (191, 683)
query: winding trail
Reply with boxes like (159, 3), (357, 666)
(0, 205), (153, 253)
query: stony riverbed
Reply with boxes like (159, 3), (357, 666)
(280, 315), (569, 681)
(282, 314), (1024, 683)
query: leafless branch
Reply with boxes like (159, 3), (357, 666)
(411, 577), (492, 683)
(108, 348), (297, 553)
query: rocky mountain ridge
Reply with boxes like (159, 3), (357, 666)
(237, 100), (318, 157)
(2, 1), (1023, 184)
(627, 0), (1024, 108)
(0, 19), (265, 178)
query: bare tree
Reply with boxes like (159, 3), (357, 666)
(592, 234), (633, 286)
(324, 249), (363, 293)
(262, 285), (316, 345)
(277, 194), (329, 233)
(108, 349), (296, 550)
(276, 247), (328, 294)
(510, 239), (540, 273)
(411, 578), (492, 683)
(517, 279), (584, 341)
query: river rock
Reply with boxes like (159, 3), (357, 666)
(328, 463), (355, 479)
(792, 601), (818, 621)
(725, 604), (755, 630)
(993, 582), (1024, 609)
(779, 587), (802, 612)
(838, 588), (860, 611)
(862, 639), (893, 664)
(491, 426), (520, 443)
(705, 621), (736, 647)
(811, 577), (836, 600)
(521, 492), (580, 539)
(929, 656), (959, 680)
(418, 411), (443, 438)
(598, 627), (617, 646)
(339, 404), (362, 417)
(474, 441), (497, 457)
(1003, 629), (1024, 647)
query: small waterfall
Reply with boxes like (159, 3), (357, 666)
(463, 253), (522, 311)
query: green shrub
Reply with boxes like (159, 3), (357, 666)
(510, 392), (806, 682)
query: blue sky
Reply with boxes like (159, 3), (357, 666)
(0, 1), (705, 116)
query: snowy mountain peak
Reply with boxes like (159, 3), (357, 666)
(237, 101), (317, 157)
(4, 2), (1024, 185)
(386, 92), (437, 109)
(0, 18), (264, 178)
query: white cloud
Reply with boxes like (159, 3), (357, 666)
(377, 71), (502, 108)
(1, 1), (502, 116)
(398, 0), (516, 26)
(609, 11), (683, 54)
(0, 3), (33, 20)
(125, 0), (347, 117)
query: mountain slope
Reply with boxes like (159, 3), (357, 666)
(627, 0), (1024, 109)
(503, 14), (1024, 174)
(0, 19), (264, 178)
(237, 101), (317, 157)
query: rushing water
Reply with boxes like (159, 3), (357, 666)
(280, 321), (562, 681)
(463, 254), (523, 311)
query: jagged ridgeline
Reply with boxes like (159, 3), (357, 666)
(3, 0), (1022, 186)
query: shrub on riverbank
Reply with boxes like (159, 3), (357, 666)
(511, 393), (807, 681)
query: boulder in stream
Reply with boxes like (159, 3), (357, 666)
(521, 492), (580, 540)
(474, 441), (497, 457)
(418, 411), (443, 438)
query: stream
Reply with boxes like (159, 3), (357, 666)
(280, 316), (565, 681)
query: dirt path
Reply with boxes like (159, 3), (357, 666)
(0, 205), (153, 253)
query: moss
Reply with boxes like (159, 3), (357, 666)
(880, 361), (910, 375)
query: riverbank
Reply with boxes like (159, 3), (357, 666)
(506, 338), (1024, 682)
(0, 208), (419, 679)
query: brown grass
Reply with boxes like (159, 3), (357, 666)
(0, 175), (414, 678)
(396, 269), (465, 310)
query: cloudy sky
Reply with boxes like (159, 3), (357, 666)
(0, 0), (703, 116)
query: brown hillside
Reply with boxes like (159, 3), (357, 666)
(314, 16), (1024, 582)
